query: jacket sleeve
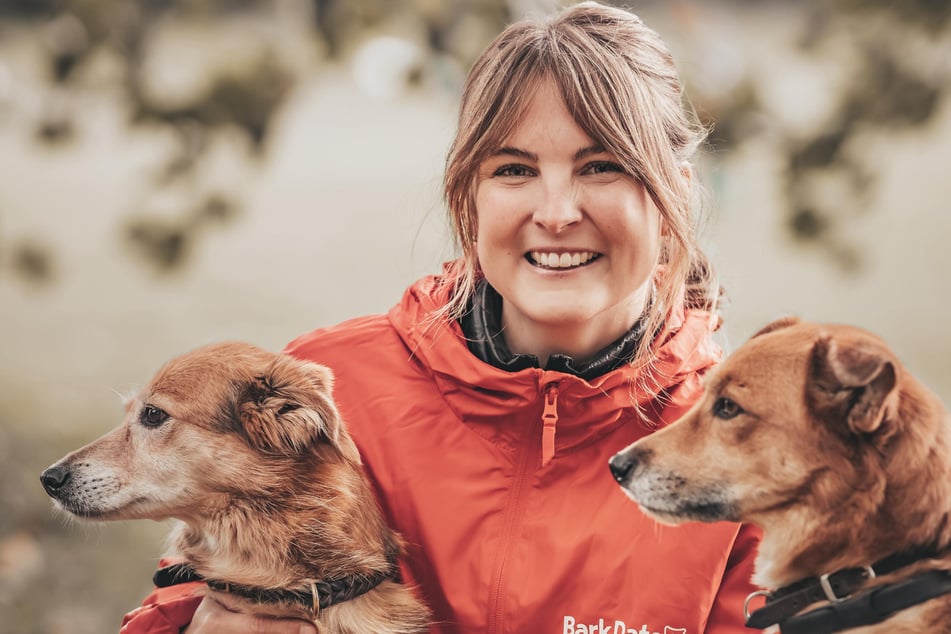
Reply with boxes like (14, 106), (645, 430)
(705, 523), (762, 633)
(119, 559), (204, 634)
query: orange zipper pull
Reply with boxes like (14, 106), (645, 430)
(541, 385), (559, 467)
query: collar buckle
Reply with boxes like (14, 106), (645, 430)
(820, 566), (876, 603)
(743, 589), (771, 621)
(309, 581), (320, 617)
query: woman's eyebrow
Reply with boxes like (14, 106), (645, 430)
(574, 144), (606, 160)
(492, 146), (537, 161)
(490, 144), (606, 161)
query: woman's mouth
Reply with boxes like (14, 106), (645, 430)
(527, 251), (601, 270)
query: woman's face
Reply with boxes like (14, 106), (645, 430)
(474, 78), (662, 363)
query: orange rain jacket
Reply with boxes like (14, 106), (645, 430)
(120, 267), (759, 634)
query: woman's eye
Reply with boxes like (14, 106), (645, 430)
(712, 397), (743, 420)
(140, 405), (170, 428)
(582, 161), (625, 175)
(493, 164), (534, 178)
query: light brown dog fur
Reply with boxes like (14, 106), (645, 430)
(610, 318), (951, 632)
(41, 342), (430, 634)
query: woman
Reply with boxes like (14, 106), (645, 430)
(121, 3), (759, 632)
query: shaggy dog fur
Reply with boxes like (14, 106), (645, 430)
(41, 342), (430, 634)
(610, 318), (951, 632)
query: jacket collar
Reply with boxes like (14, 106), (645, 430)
(388, 263), (723, 464)
(459, 279), (647, 380)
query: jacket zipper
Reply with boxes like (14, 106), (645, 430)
(541, 385), (559, 467)
(486, 382), (560, 633)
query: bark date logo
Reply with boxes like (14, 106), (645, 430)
(563, 616), (687, 634)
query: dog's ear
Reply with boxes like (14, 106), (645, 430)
(236, 356), (361, 463)
(807, 335), (898, 435)
(751, 316), (800, 339)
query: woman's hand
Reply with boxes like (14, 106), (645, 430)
(183, 594), (317, 634)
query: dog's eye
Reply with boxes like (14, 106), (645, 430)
(140, 405), (170, 428)
(277, 403), (299, 415)
(712, 397), (743, 420)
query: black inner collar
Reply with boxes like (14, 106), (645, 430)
(459, 280), (645, 381)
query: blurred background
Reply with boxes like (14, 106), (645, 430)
(1, 0), (949, 631)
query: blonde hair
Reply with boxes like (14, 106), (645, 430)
(443, 1), (720, 371)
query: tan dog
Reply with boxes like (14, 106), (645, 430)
(609, 318), (951, 633)
(41, 342), (430, 634)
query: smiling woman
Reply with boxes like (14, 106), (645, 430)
(443, 2), (720, 383)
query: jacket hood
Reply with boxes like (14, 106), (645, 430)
(387, 263), (723, 464)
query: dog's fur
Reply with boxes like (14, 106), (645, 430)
(41, 342), (429, 633)
(610, 318), (951, 632)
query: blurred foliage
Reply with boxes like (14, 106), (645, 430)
(0, 0), (948, 283)
(0, 0), (512, 284)
(125, 194), (239, 272)
(11, 240), (56, 285)
(704, 0), (950, 272)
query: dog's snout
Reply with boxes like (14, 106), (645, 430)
(41, 464), (71, 496)
(609, 447), (650, 485)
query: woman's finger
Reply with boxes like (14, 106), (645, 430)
(184, 594), (317, 634)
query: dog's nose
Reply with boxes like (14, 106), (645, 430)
(609, 453), (634, 484)
(40, 464), (71, 496)
(608, 447), (648, 485)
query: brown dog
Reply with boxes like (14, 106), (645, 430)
(609, 318), (951, 633)
(41, 342), (430, 634)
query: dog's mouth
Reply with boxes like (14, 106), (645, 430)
(618, 473), (739, 525)
(61, 504), (109, 519)
(54, 495), (153, 521)
(639, 498), (738, 525)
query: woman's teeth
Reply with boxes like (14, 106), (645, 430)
(530, 251), (598, 269)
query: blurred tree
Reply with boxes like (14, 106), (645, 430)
(0, 0), (948, 281)
(0, 0), (512, 282)
(11, 240), (56, 285)
(701, 0), (950, 272)
(125, 194), (238, 272)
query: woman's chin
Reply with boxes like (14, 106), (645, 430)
(514, 295), (598, 328)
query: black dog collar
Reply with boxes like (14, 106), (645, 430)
(744, 565), (878, 628)
(777, 569), (951, 634)
(745, 549), (951, 632)
(153, 561), (397, 617)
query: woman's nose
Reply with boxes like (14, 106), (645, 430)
(532, 181), (582, 233)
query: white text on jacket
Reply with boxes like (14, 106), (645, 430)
(563, 616), (686, 634)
